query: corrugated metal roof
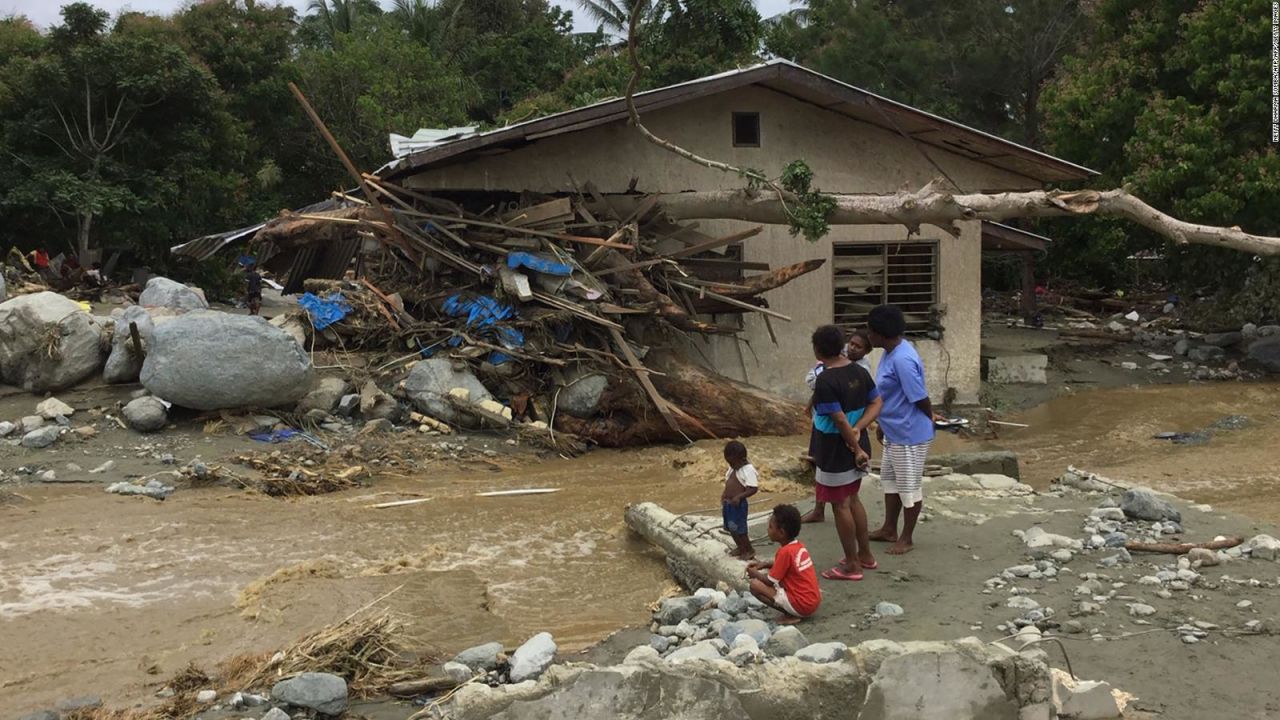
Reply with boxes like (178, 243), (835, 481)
(170, 197), (346, 260)
(382, 59), (1097, 184)
(389, 126), (480, 158)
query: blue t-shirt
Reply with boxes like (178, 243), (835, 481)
(874, 341), (935, 445)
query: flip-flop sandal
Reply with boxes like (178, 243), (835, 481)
(862, 560), (879, 570)
(821, 566), (864, 581)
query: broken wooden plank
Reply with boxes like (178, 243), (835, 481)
(556, 234), (634, 250)
(502, 197), (573, 227)
(369, 497), (435, 509)
(609, 327), (682, 435)
(669, 280), (792, 321)
(665, 226), (764, 259)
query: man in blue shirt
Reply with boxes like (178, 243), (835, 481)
(866, 305), (938, 555)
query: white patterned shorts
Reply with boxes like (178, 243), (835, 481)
(879, 440), (932, 506)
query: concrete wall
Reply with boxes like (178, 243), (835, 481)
(404, 85), (1037, 403)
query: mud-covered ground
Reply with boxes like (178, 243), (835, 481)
(3, 323), (1279, 718)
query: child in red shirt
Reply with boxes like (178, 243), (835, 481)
(746, 504), (821, 623)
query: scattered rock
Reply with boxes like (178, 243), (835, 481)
(20, 415), (44, 432)
(123, 396), (168, 433)
(297, 377), (350, 414)
(89, 460), (115, 474)
(403, 358), (494, 425)
(1249, 337), (1280, 373)
(443, 661), (474, 683)
(0, 420), (14, 437)
(141, 312), (313, 410)
(1186, 547), (1219, 567)
(336, 393), (360, 417)
(1052, 673), (1123, 720)
(1120, 487), (1181, 522)
(17, 712), (59, 720)
(762, 625), (808, 657)
(665, 639), (725, 663)
(454, 641), (505, 671)
(649, 634), (672, 653)
(271, 672), (348, 716)
(1128, 603), (1156, 617)
(0, 292), (105, 392)
(138, 276), (208, 311)
(36, 397), (74, 419)
(21, 425), (61, 449)
(719, 619), (771, 646)
(1202, 331), (1242, 347)
(261, 708), (291, 720)
(655, 596), (705, 625)
(1187, 345), (1225, 363)
(55, 696), (103, 711)
(1237, 600), (1253, 609)
(509, 632), (557, 683)
(875, 601), (904, 617)
(557, 370), (609, 417)
(794, 642), (847, 663)
(196, 689), (216, 703)
(1244, 534), (1280, 561)
(1007, 596), (1040, 610)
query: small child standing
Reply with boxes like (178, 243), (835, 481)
(746, 504), (821, 623)
(722, 440), (759, 560)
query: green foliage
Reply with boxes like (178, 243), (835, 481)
(779, 159), (835, 242)
(1041, 0), (1279, 312)
(642, 0), (761, 86)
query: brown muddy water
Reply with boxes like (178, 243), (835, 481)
(2, 381), (1278, 713)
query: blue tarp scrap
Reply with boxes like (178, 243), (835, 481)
(298, 291), (353, 330)
(442, 293), (525, 349)
(248, 428), (299, 444)
(507, 251), (573, 277)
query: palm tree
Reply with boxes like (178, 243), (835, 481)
(575, 0), (656, 35)
(307, 0), (359, 38)
(390, 0), (436, 43)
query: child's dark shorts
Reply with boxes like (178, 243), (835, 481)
(722, 500), (749, 536)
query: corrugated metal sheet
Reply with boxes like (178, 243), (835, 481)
(170, 197), (347, 261)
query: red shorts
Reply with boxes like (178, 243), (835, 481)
(815, 479), (862, 504)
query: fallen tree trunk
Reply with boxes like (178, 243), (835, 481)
(623, 501), (748, 591)
(555, 348), (808, 446)
(1124, 536), (1243, 555)
(604, 184), (1280, 256)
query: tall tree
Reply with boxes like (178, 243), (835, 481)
(1041, 0), (1280, 315)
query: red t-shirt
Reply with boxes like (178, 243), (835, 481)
(769, 540), (821, 615)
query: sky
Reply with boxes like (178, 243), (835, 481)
(3, 0), (798, 33)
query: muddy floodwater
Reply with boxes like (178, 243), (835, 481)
(2, 381), (1279, 713)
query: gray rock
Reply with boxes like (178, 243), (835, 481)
(336, 393), (360, 417)
(0, 420), (14, 437)
(875, 601), (904, 617)
(403, 357), (493, 425)
(763, 625), (808, 656)
(623, 645), (662, 666)
(22, 425), (61, 449)
(1202, 331), (1242, 347)
(720, 593), (748, 616)
(1245, 534), (1280, 561)
(1187, 345), (1224, 363)
(1174, 337), (1190, 356)
(794, 642), (848, 663)
(0, 273), (5, 302)
(260, 709), (291, 720)
(1121, 487), (1181, 522)
(1128, 603), (1156, 617)
(138, 276), (208, 311)
(1243, 322), (1259, 339)
(104, 305), (157, 384)
(21, 415), (44, 432)
(508, 632), (557, 683)
(123, 396), (168, 433)
(1257, 325), (1280, 337)
(1103, 532), (1128, 547)
(271, 672), (348, 715)
(453, 641), (504, 671)
(719, 618), (771, 646)
(1247, 336), (1280, 373)
(665, 640), (724, 663)
(443, 661), (474, 683)
(0, 292), (105, 392)
(36, 397), (75, 419)
(927, 450), (1020, 479)
(141, 312), (312, 410)
(649, 634), (673, 653)
(106, 479), (174, 500)
(196, 689), (216, 703)
(297, 377), (350, 414)
(18, 712), (59, 720)
(655, 596), (705, 625)
(358, 380), (400, 422)
(556, 372), (609, 418)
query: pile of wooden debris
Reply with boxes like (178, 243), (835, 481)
(245, 179), (815, 447)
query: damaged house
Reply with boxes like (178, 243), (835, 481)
(375, 60), (1095, 403)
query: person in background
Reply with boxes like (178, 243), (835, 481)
(721, 440), (759, 560)
(866, 305), (939, 555)
(810, 324), (881, 581)
(244, 261), (263, 316)
(802, 328), (875, 524)
(746, 504), (821, 624)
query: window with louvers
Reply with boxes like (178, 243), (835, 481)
(832, 241), (938, 335)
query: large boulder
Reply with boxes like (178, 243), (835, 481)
(138, 276), (208, 312)
(0, 292), (105, 392)
(509, 632), (558, 683)
(1120, 487), (1181, 522)
(0, 273), (6, 301)
(103, 305), (157, 384)
(557, 371), (609, 418)
(1247, 337), (1280, 373)
(140, 312), (312, 411)
(402, 358), (493, 424)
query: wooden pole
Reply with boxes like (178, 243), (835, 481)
(1020, 251), (1037, 321)
(287, 82), (415, 259)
